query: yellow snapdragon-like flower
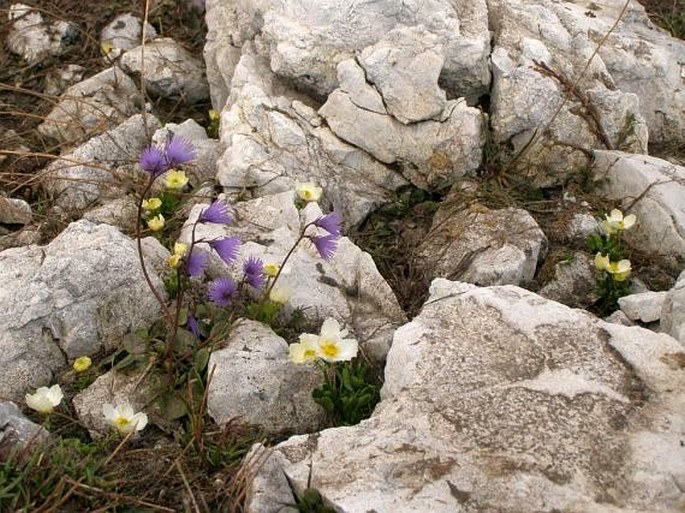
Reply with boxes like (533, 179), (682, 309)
(167, 242), (189, 268)
(147, 214), (165, 231)
(73, 356), (92, 372)
(164, 169), (189, 190)
(295, 182), (322, 202)
(264, 263), (280, 278)
(208, 109), (220, 121)
(142, 197), (162, 211)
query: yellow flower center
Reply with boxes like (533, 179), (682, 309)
(114, 417), (130, 428)
(319, 340), (339, 359)
(304, 348), (317, 360)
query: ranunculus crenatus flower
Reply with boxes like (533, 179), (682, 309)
(25, 384), (63, 414)
(269, 283), (293, 304)
(142, 197), (162, 211)
(147, 214), (165, 231)
(295, 182), (322, 202)
(608, 259), (632, 282)
(102, 403), (148, 434)
(601, 209), (636, 234)
(289, 336), (320, 364)
(292, 318), (358, 364)
(594, 253), (610, 271)
(73, 356), (92, 373)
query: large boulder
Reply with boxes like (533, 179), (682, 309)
(247, 280), (685, 512)
(593, 150), (685, 259)
(0, 220), (165, 400)
(662, 270), (685, 346)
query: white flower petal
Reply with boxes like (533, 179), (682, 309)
(337, 339), (359, 361)
(131, 412), (148, 431)
(320, 318), (341, 338)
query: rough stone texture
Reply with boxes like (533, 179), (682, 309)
(73, 368), (163, 439)
(38, 67), (141, 145)
(82, 196), (139, 233)
(203, 0), (490, 109)
(662, 270), (685, 346)
(152, 119), (219, 186)
(42, 114), (161, 211)
(0, 197), (32, 225)
(618, 291), (668, 324)
(207, 320), (325, 434)
(120, 37), (210, 103)
(538, 252), (598, 309)
(319, 59), (484, 190)
(415, 204), (547, 286)
(216, 50), (408, 228)
(565, 213), (600, 244)
(100, 13), (157, 59)
(489, 0), (650, 186)
(604, 309), (635, 327)
(44, 64), (86, 97)
(7, 3), (76, 64)
(248, 280), (685, 512)
(593, 150), (685, 258)
(180, 193), (406, 361)
(245, 445), (298, 513)
(0, 402), (48, 455)
(0, 220), (165, 400)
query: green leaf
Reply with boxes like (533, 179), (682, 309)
(194, 348), (210, 373)
(122, 333), (148, 355)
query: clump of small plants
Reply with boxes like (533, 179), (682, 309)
(587, 208), (636, 313)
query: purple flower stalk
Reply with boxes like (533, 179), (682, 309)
(199, 199), (232, 224)
(187, 311), (200, 338)
(186, 249), (208, 277)
(208, 236), (241, 265)
(208, 277), (237, 307)
(310, 234), (338, 260)
(242, 257), (265, 289)
(139, 146), (167, 177)
(165, 135), (195, 168)
(314, 211), (342, 237)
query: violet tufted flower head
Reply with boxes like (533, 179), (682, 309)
(314, 211), (342, 237)
(208, 236), (241, 265)
(242, 257), (265, 289)
(208, 277), (237, 307)
(310, 234), (338, 260)
(139, 146), (167, 177)
(199, 198), (231, 224)
(187, 311), (200, 338)
(165, 135), (195, 168)
(186, 248), (208, 277)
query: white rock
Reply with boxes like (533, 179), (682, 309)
(120, 37), (209, 103)
(42, 113), (161, 211)
(100, 13), (157, 59)
(249, 280), (685, 512)
(207, 320), (325, 434)
(415, 205), (547, 286)
(0, 401), (48, 453)
(44, 64), (86, 97)
(604, 309), (635, 327)
(661, 270), (685, 346)
(0, 197), (31, 225)
(82, 196), (139, 233)
(618, 291), (668, 323)
(538, 252), (598, 308)
(0, 220), (165, 400)
(38, 67), (140, 145)
(565, 213), (600, 244)
(593, 151), (685, 258)
(7, 3), (76, 64)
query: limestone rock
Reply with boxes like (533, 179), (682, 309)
(44, 64), (86, 97)
(42, 113), (161, 211)
(207, 320), (325, 434)
(662, 270), (685, 346)
(216, 51), (408, 228)
(203, 0), (490, 109)
(0, 197), (32, 225)
(180, 193), (406, 362)
(38, 67), (141, 145)
(319, 59), (484, 190)
(248, 280), (685, 512)
(565, 213), (600, 244)
(100, 13), (157, 59)
(0, 220), (165, 400)
(618, 291), (668, 324)
(82, 196), (139, 233)
(604, 309), (635, 327)
(415, 205), (547, 286)
(0, 402), (48, 455)
(7, 3), (76, 64)
(538, 252), (598, 308)
(120, 37), (210, 103)
(593, 151), (685, 258)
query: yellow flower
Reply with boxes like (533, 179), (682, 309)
(25, 384), (63, 414)
(142, 197), (162, 211)
(102, 403), (148, 434)
(147, 214), (165, 231)
(289, 336), (320, 364)
(167, 242), (188, 268)
(608, 259), (632, 282)
(594, 253), (610, 271)
(73, 356), (92, 372)
(101, 42), (115, 55)
(264, 263), (280, 277)
(164, 169), (189, 190)
(208, 109), (220, 121)
(295, 182), (322, 202)
(605, 209), (636, 232)
(269, 283), (293, 304)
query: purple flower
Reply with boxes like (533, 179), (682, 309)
(139, 146), (167, 177)
(242, 257), (265, 289)
(208, 236), (240, 265)
(314, 212), (342, 237)
(199, 199), (231, 224)
(187, 311), (200, 338)
(165, 135), (195, 167)
(310, 234), (338, 260)
(208, 277), (237, 307)
(186, 248), (208, 277)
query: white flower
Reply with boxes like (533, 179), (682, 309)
(269, 283), (293, 304)
(314, 318), (358, 363)
(289, 335), (320, 364)
(605, 209), (636, 232)
(295, 182), (322, 202)
(594, 252), (610, 271)
(25, 384), (63, 414)
(102, 403), (148, 434)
